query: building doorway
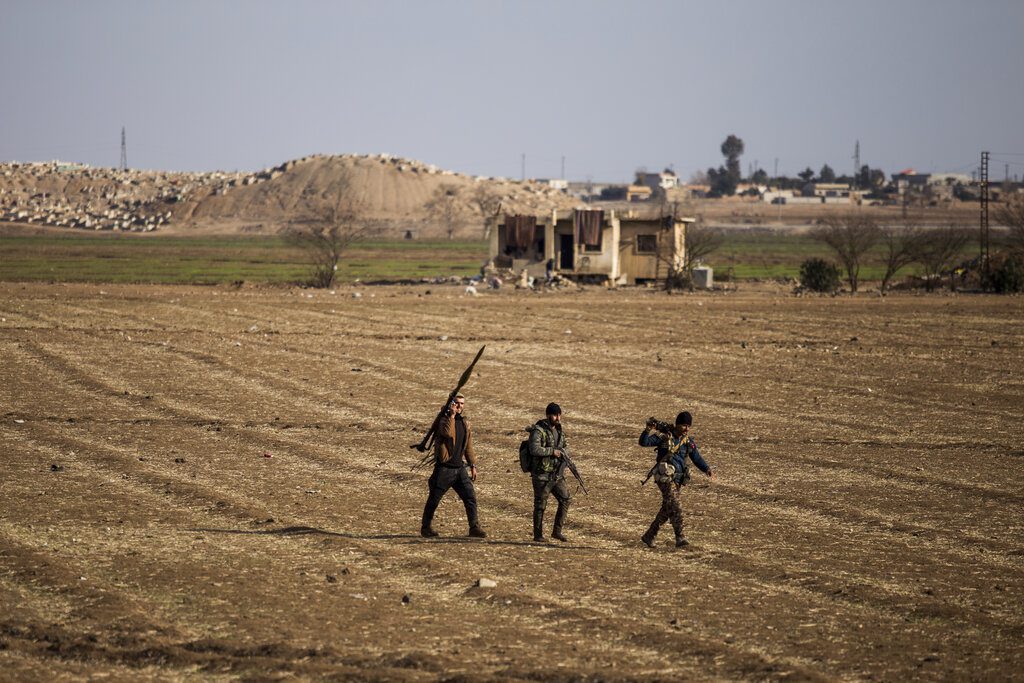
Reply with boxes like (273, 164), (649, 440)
(559, 234), (574, 271)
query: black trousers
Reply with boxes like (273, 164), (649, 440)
(422, 465), (478, 528)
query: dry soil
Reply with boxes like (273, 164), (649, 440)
(1, 282), (1022, 681)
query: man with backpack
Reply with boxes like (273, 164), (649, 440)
(526, 402), (573, 542)
(638, 411), (714, 548)
(420, 393), (487, 539)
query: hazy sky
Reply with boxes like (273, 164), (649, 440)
(2, 0), (1023, 182)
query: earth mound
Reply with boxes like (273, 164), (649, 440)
(0, 154), (578, 237)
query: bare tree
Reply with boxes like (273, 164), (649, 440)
(469, 185), (502, 239)
(878, 224), (924, 293)
(284, 173), (377, 288)
(425, 184), (463, 240)
(995, 195), (1024, 255)
(810, 214), (881, 294)
(910, 225), (973, 291)
(682, 219), (724, 273)
(654, 215), (723, 292)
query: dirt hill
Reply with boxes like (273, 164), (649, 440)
(0, 155), (577, 238)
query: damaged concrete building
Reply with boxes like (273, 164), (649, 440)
(488, 208), (694, 285)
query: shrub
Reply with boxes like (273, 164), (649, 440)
(799, 258), (841, 293)
(987, 254), (1024, 293)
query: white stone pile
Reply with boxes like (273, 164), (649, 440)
(0, 160), (287, 232)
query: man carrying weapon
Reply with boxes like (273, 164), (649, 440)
(638, 411), (713, 549)
(527, 402), (585, 543)
(413, 345), (487, 539)
(419, 393), (487, 538)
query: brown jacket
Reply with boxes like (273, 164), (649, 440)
(434, 412), (476, 466)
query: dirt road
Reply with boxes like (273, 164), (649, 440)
(1, 282), (1021, 680)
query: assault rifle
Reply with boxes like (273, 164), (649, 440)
(556, 445), (589, 495)
(411, 345), (486, 468)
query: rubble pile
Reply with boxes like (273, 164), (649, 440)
(0, 154), (574, 234)
(0, 160), (290, 232)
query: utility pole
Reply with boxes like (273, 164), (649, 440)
(561, 155), (565, 180)
(119, 126), (127, 171)
(980, 150), (990, 289)
(521, 153), (526, 182)
(853, 140), (860, 188)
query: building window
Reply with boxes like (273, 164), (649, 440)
(582, 233), (603, 253)
(636, 234), (658, 254)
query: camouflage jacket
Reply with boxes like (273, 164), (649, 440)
(527, 419), (566, 478)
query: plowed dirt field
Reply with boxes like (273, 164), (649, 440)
(1, 282), (1022, 681)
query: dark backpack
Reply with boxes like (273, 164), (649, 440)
(518, 425), (536, 473)
(518, 439), (531, 473)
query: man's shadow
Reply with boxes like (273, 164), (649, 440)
(188, 525), (603, 549)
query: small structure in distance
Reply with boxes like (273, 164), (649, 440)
(487, 208), (695, 286)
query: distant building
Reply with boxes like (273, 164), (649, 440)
(802, 182), (853, 198)
(681, 183), (710, 198)
(536, 178), (569, 191)
(762, 189), (795, 204)
(488, 209), (695, 285)
(626, 185), (653, 202)
(637, 170), (679, 192)
(892, 170), (931, 194)
(928, 173), (972, 186)
(566, 181), (613, 201)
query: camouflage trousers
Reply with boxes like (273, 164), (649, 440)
(645, 479), (684, 541)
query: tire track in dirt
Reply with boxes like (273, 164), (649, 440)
(25, 323), (1024, 578)
(12, 288), (1024, 679)
(110, 323), (1024, 530)
(43, 295), (1022, 440)
(18, 405), (1024, 679)
(12, 395), (1019, 679)
(13, 304), (1020, 469)
(24, 376), (1015, 671)
(178, 421), (1024, 679)
(0, 436), (868, 679)
(243, 315), (1018, 458)
(6, 422), (834, 681)
(225, 327), (1024, 511)
(15, 317), (1024, 611)
(6, 368), (983, 683)
(0, 427), (496, 678)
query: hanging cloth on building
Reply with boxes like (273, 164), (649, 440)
(506, 214), (537, 250)
(574, 209), (604, 247)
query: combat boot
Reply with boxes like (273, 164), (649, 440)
(641, 523), (658, 548)
(674, 535), (689, 548)
(552, 506), (569, 542)
(420, 525), (439, 538)
(533, 510), (546, 542)
(468, 523), (487, 538)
